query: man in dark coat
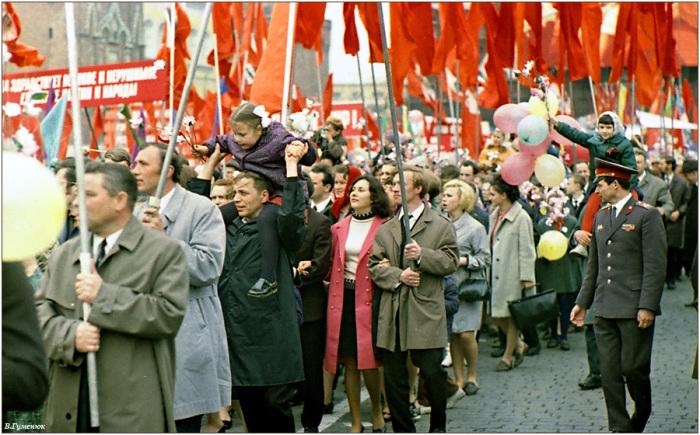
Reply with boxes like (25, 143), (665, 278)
(682, 160), (698, 305)
(571, 159), (666, 433)
(634, 149), (674, 219)
(661, 155), (691, 289)
(218, 144), (307, 432)
(308, 163), (336, 222)
(293, 178), (332, 433)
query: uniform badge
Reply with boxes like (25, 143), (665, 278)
(622, 223), (636, 232)
(597, 224), (603, 232)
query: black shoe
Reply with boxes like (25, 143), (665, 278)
(559, 340), (570, 351)
(578, 374), (602, 390)
(667, 281), (676, 290)
(490, 348), (505, 358)
(429, 428), (446, 433)
(525, 345), (541, 356)
(542, 330), (552, 340)
(409, 402), (422, 420)
(323, 401), (334, 414)
(546, 338), (559, 348)
(248, 278), (279, 298)
(372, 426), (387, 433)
(685, 301), (698, 308)
(304, 427), (319, 433)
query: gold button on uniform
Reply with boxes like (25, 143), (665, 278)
(607, 240), (612, 245)
(607, 266), (611, 271)
(607, 279), (611, 284)
(607, 253), (612, 258)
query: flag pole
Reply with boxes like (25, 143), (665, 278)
(281, 3), (297, 125)
(154, 2), (212, 202)
(356, 54), (373, 165)
(213, 34), (224, 136)
(65, 3), (99, 427)
(444, 70), (456, 160)
(435, 76), (442, 162)
(455, 60), (461, 151)
(169, 2), (176, 129)
(660, 78), (666, 151)
(588, 77), (598, 119)
(671, 77), (676, 153)
(377, 2), (414, 267)
(370, 63), (386, 159)
(84, 107), (100, 157)
(316, 53), (325, 121)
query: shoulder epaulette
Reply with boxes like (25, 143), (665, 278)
(600, 204), (612, 210)
(634, 201), (653, 209)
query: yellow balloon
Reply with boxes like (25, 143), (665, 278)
(538, 230), (568, 261)
(528, 96), (547, 118)
(534, 154), (566, 188)
(3, 153), (66, 261)
(546, 89), (559, 117)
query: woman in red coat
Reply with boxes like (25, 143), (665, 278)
(325, 175), (393, 432)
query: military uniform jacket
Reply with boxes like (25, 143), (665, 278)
(35, 217), (189, 432)
(576, 197), (667, 318)
(218, 177), (306, 387)
(369, 207), (459, 352)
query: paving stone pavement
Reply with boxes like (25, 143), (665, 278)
(226, 276), (698, 433)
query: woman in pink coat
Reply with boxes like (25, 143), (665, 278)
(325, 175), (392, 432)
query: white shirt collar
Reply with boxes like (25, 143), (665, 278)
(399, 202), (426, 229)
(310, 195), (333, 212)
(93, 229), (124, 259)
(638, 171), (647, 183)
(158, 187), (176, 213)
(612, 193), (633, 217)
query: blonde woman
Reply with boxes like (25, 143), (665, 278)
(442, 180), (490, 394)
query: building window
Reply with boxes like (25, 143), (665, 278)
(48, 28), (53, 39)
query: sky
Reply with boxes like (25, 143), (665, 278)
(324, 3), (388, 84)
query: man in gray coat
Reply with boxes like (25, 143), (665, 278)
(571, 159), (666, 433)
(369, 166), (459, 433)
(36, 163), (189, 432)
(133, 144), (231, 432)
(634, 148), (674, 219)
(660, 155), (691, 289)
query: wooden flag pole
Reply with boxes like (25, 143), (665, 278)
(435, 76), (441, 161)
(65, 3), (99, 427)
(370, 63), (386, 159)
(588, 77), (599, 119)
(213, 33), (224, 136)
(83, 107), (100, 158)
(377, 3), (414, 267)
(356, 54), (373, 164)
(154, 2), (212, 201)
(316, 53), (325, 121)
(281, 3), (297, 124)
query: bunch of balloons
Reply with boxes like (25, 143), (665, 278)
(494, 88), (588, 188)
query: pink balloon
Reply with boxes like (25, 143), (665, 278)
(521, 134), (550, 157)
(550, 114), (582, 146)
(501, 152), (536, 185)
(494, 104), (530, 134)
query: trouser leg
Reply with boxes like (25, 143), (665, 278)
(410, 348), (447, 432)
(594, 317), (633, 432)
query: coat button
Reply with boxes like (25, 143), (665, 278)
(365, 276), (369, 280)
(607, 240), (612, 245)
(365, 302), (370, 305)
(70, 303), (75, 307)
(607, 279), (611, 284)
(496, 258), (500, 262)
(65, 412), (72, 420)
(366, 289), (369, 292)
(337, 268), (341, 272)
(607, 266), (611, 271)
(335, 281), (339, 284)
(330, 306), (334, 310)
(607, 253), (612, 258)
(495, 276), (499, 280)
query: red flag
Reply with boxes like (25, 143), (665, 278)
(207, 3), (236, 77)
(388, 3), (415, 107)
(3, 3), (45, 67)
(156, 3), (192, 110)
(58, 113), (72, 161)
(609, 4), (638, 83)
(323, 73), (333, 121)
(580, 3), (602, 83)
(556, 3), (588, 82)
(343, 3), (360, 55)
(403, 3), (434, 76)
(432, 3), (470, 75)
(474, 3), (510, 109)
(461, 102), (482, 160)
(657, 3), (679, 78)
(292, 85), (307, 113)
(296, 3), (326, 61)
(634, 4), (661, 107)
(366, 110), (380, 142)
(89, 107), (104, 160)
(357, 3), (384, 63)
(249, 4), (293, 113)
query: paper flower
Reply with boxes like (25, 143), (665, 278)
(24, 102), (41, 117)
(130, 113), (144, 130)
(3, 102), (21, 117)
(253, 105), (271, 128)
(13, 125), (39, 157)
(2, 43), (10, 63)
(182, 115), (195, 132)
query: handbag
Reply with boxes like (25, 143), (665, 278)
(458, 278), (488, 302)
(508, 287), (559, 330)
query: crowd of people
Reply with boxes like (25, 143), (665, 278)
(3, 103), (698, 433)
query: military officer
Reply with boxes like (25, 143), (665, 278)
(571, 158), (666, 433)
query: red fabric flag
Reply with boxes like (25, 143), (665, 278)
(357, 3), (384, 63)
(156, 3), (192, 110)
(403, 3), (434, 76)
(249, 4), (292, 113)
(89, 107), (104, 160)
(366, 110), (380, 142)
(296, 3), (326, 61)
(407, 61), (435, 109)
(556, 3), (588, 82)
(292, 85), (307, 113)
(609, 4), (638, 83)
(494, 3), (516, 68)
(473, 3), (510, 109)
(207, 3), (236, 77)
(656, 3), (679, 78)
(580, 3), (602, 83)
(523, 3), (545, 74)
(388, 3), (415, 107)
(461, 102), (482, 160)
(343, 3), (360, 55)
(58, 113), (72, 161)
(432, 3), (471, 75)
(461, 4), (488, 89)
(323, 73), (334, 121)
(3, 3), (45, 67)
(634, 4), (661, 107)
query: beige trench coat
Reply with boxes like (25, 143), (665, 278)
(369, 207), (459, 352)
(488, 201), (536, 318)
(35, 217), (189, 432)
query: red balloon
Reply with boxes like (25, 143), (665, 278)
(550, 114), (582, 146)
(501, 152), (536, 185)
(494, 104), (530, 134)
(521, 134), (550, 157)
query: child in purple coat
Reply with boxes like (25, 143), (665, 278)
(196, 103), (317, 297)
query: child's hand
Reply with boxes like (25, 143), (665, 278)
(192, 144), (209, 156)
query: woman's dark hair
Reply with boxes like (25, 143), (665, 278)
(492, 174), (520, 203)
(349, 175), (393, 218)
(598, 114), (614, 126)
(230, 102), (263, 130)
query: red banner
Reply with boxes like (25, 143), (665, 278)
(2, 59), (166, 108)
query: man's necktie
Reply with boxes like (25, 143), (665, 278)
(610, 207), (617, 227)
(95, 239), (107, 268)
